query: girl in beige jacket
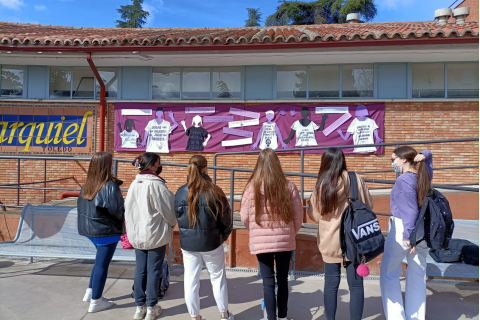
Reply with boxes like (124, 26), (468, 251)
(307, 147), (373, 320)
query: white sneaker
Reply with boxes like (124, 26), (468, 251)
(278, 318), (293, 320)
(88, 297), (115, 313)
(134, 305), (147, 319)
(221, 312), (234, 320)
(83, 288), (92, 302)
(145, 305), (162, 320)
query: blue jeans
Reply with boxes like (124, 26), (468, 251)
(257, 251), (292, 320)
(134, 245), (166, 307)
(88, 241), (118, 300)
(324, 261), (364, 320)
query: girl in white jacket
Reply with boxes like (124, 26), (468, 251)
(125, 153), (177, 320)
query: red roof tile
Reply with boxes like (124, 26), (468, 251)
(0, 21), (478, 48)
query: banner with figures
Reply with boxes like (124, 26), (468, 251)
(114, 103), (384, 154)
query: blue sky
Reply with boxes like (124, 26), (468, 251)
(0, 0), (458, 28)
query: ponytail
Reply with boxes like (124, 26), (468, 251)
(393, 146), (431, 207)
(416, 161), (431, 207)
(132, 153), (159, 171)
(187, 155), (226, 228)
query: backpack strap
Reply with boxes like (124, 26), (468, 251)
(339, 208), (347, 268)
(348, 172), (359, 201)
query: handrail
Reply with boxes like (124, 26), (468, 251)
(212, 137), (480, 197)
(0, 137), (477, 209)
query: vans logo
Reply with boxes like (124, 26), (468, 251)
(351, 219), (380, 240)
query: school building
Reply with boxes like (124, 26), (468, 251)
(0, 2), (478, 272)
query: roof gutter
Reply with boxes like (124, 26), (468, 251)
(1, 37), (478, 53)
(86, 52), (105, 152)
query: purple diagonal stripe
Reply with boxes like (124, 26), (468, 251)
(222, 127), (254, 138)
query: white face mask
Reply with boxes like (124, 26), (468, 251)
(391, 161), (403, 174)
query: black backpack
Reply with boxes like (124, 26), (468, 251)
(340, 172), (385, 267)
(409, 189), (454, 251)
(461, 244), (479, 266)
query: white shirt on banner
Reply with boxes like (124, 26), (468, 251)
(145, 119), (172, 153)
(120, 130), (140, 149)
(259, 123), (279, 150)
(347, 118), (379, 153)
(291, 120), (319, 147)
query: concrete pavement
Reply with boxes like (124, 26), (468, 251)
(0, 258), (478, 320)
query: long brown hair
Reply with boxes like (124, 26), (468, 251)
(187, 155), (227, 228)
(244, 148), (294, 226)
(314, 147), (349, 215)
(394, 146), (431, 207)
(83, 151), (113, 201)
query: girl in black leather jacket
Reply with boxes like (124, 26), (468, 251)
(77, 151), (125, 314)
(174, 155), (234, 320)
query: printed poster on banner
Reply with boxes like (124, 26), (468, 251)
(114, 103), (384, 154)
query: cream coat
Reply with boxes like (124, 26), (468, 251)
(125, 173), (177, 250)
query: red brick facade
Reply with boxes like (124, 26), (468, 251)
(0, 101), (478, 208)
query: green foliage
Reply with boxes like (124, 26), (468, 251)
(245, 8), (263, 27)
(266, 0), (377, 26)
(115, 0), (150, 28)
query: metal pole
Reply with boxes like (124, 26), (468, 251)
(17, 159), (20, 206)
(290, 250), (296, 280)
(213, 155), (217, 184)
(113, 159), (118, 177)
(395, 144), (400, 179)
(230, 170), (234, 214)
(300, 149), (304, 200)
(44, 160), (47, 203)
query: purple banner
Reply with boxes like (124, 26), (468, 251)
(114, 103), (385, 154)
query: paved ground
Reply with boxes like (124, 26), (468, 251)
(0, 258), (478, 320)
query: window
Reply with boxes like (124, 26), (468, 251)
(412, 63), (444, 98)
(95, 68), (118, 99)
(342, 64), (374, 98)
(72, 67), (94, 99)
(276, 66), (307, 99)
(1, 66), (24, 98)
(309, 65), (340, 98)
(182, 67), (210, 99)
(212, 67), (241, 99)
(447, 63), (479, 98)
(49, 67), (72, 99)
(152, 67), (180, 100)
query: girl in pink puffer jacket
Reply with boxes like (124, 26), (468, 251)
(240, 148), (303, 320)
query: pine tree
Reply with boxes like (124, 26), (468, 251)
(245, 8), (262, 27)
(266, 0), (377, 26)
(115, 0), (150, 28)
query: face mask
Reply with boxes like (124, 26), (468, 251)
(391, 161), (403, 174)
(155, 165), (163, 175)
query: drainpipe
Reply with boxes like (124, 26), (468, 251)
(86, 53), (105, 152)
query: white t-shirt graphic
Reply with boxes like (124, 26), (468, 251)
(259, 123), (279, 150)
(347, 118), (379, 153)
(145, 119), (172, 153)
(291, 120), (320, 147)
(120, 130), (140, 149)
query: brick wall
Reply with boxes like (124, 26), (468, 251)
(0, 101), (478, 208)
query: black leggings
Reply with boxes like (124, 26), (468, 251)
(324, 261), (364, 320)
(257, 251), (292, 320)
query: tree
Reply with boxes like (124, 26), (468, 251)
(115, 0), (150, 28)
(245, 8), (262, 27)
(266, 0), (377, 26)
